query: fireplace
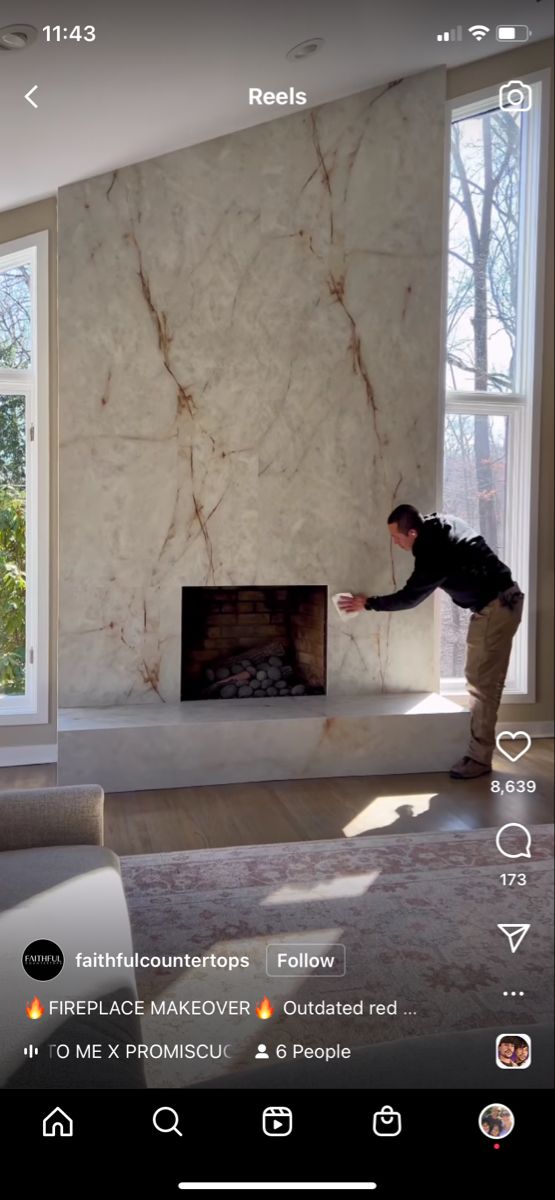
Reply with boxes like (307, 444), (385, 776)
(181, 586), (327, 700)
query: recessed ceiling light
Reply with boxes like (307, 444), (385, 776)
(286, 37), (325, 62)
(0, 24), (37, 51)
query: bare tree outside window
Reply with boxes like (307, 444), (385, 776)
(441, 104), (521, 680)
(0, 265), (31, 369)
(442, 415), (508, 677)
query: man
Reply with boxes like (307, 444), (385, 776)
(499, 1111), (514, 1136)
(513, 1038), (530, 1068)
(339, 504), (524, 779)
(497, 1037), (517, 1068)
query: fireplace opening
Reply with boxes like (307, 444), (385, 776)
(181, 586), (327, 701)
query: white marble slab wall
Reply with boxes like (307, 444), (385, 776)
(58, 68), (446, 707)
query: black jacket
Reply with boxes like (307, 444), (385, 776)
(365, 514), (515, 614)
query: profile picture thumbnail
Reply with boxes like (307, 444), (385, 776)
(479, 1104), (515, 1139)
(496, 1033), (531, 1069)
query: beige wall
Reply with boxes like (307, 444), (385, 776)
(0, 40), (552, 756)
(57, 70), (446, 710)
(448, 40), (554, 727)
(0, 198), (58, 751)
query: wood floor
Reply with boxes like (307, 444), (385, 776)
(1, 739), (552, 857)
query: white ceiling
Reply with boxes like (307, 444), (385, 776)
(2, 0), (553, 213)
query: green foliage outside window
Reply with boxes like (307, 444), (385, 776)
(0, 396), (26, 695)
(1, 260), (30, 697)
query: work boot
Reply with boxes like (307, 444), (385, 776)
(449, 756), (491, 779)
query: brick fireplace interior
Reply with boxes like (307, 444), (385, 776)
(181, 586), (327, 700)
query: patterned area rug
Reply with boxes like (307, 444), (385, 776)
(121, 825), (554, 1087)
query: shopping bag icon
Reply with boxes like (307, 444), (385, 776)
(372, 1105), (402, 1137)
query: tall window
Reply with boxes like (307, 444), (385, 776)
(441, 77), (548, 698)
(0, 232), (49, 721)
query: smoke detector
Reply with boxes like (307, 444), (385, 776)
(0, 24), (37, 51)
(286, 38), (325, 62)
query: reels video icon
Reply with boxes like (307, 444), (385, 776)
(263, 1106), (292, 1137)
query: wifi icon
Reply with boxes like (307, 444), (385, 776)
(468, 25), (490, 41)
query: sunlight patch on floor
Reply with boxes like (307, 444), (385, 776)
(260, 872), (381, 905)
(343, 793), (437, 836)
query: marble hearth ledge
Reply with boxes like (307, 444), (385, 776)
(58, 694), (469, 792)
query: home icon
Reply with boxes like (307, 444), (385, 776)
(43, 1107), (73, 1137)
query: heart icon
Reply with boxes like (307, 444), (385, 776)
(495, 730), (532, 763)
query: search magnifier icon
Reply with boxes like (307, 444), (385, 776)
(153, 1106), (182, 1136)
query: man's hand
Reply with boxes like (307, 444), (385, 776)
(338, 593), (367, 613)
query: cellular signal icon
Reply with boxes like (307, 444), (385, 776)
(437, 26), (463, 42)
(468, 25), (491, 41)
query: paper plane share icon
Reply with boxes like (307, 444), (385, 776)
(498, 923), (530, 953)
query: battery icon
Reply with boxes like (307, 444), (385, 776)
(496, 25), (530, 43)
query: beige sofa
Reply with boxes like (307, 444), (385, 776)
(0, 785), (146, 1088)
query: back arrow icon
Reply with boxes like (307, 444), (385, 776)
(25, 85), (38, 108)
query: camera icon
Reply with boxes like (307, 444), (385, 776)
(499, 80), (532, 112)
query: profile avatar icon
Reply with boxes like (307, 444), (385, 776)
(255, 1043), (269, 1060)
(496, 1033), (531, 1069)
(479, 1104), (515, 1139)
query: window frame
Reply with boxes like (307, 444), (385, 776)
(0, 230), (49, 724)
(439, 71), (550, 703)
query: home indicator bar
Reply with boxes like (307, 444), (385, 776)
(177, 1187), (378, 1193)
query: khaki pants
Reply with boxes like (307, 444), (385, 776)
(465, 588), (524, 766)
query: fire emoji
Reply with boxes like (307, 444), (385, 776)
(255, 995), (274, 1020)
(26, 996), (44, 1020)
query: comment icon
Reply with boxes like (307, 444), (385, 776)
(495, 822), (532, 860)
